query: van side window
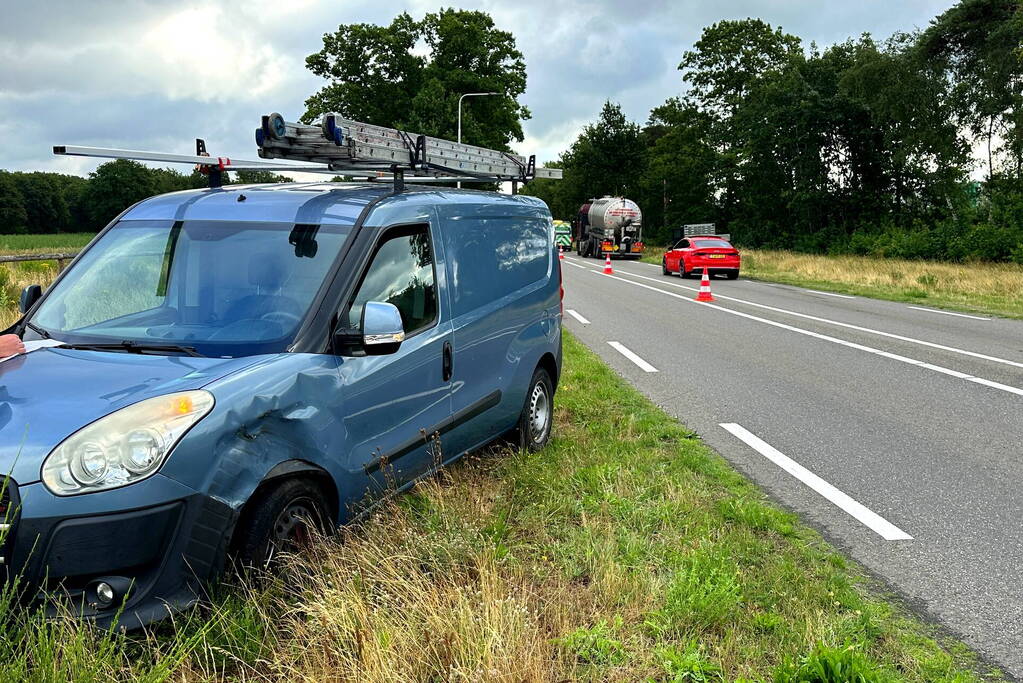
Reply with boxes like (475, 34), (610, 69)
(348, 225), (437, 335)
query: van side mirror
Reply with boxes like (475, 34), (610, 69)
(334, 301), (405, 356)
(19, 285), (42, 314)
(362, 301), (405, 353)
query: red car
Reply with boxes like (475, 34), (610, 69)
(662, 235), (740, 279)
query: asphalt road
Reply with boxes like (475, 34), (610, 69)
(560, 253), (1023, 676)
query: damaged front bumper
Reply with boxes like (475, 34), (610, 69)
(2, 473), (235, 630)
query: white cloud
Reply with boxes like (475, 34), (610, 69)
(138, 6), (289, 100)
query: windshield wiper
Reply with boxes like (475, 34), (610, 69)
(61, 340), (205, 358)
(22, 321), (51, 340)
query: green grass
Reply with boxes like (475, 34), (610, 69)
(0, 233), (94, 254)
(0, 333), (999, 680)
(639, 246), (1023, 319)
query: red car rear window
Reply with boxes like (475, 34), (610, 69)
(693, 239), (732, 248)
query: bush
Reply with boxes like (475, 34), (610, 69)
(949, 223), (1023, 262)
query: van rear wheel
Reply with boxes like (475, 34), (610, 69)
(232, 478), (330, 569)
(514, 368), (554, 452)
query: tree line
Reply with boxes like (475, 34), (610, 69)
(523, 0), (1023, 263)
(0, 162), (291, 235)
(2, 2), (1020, 263)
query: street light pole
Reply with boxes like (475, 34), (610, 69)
(457, 91), (499, 188)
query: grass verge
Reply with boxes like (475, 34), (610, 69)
(640, 247), (1023, 319)
(0, 333), (998, 680)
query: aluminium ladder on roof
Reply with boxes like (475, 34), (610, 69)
(255, 113), (563, 183)
(53, 112), (561, 191)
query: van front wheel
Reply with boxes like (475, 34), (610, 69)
(515, 368), (554, 452)
(232, 478), (330, 569)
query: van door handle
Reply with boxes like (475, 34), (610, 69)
(442, 341), (453, 382)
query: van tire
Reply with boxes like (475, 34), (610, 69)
(232, 478), (330, 569)
(514, 368), (554, 452)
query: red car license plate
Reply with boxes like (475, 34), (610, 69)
(709, 254), (726, 259)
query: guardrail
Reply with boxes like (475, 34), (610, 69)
(0, 252), (80, 271)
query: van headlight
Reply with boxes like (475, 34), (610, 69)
(42, 391), (214, 496)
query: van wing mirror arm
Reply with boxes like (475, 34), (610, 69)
(332, 326), (364, 356)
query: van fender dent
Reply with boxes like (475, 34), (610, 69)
(162, 354), (356, 523)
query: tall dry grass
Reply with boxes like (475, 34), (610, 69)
(263, 495), (580, 681)
(742, 249), (1023, 318)
(0, 233), (88, 328)
(0, 262), (60, 329)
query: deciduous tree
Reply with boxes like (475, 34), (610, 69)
(303, 9), (529, 151)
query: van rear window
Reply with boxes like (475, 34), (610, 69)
(445, 217), (549, 316)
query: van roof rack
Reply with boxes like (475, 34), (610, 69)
(53, 112), (562, 193)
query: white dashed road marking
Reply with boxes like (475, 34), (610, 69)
(907, 306), (990, 321)
(720, 423), (913, 541)
(607, 342), (658, 372)
(566, 309), (590, 325)
(805, 289), (855, 299)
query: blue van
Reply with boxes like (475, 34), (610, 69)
(0, 181), (562, 627)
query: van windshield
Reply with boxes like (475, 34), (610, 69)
(29, 220), (349, 357)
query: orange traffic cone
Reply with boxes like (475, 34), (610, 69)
(695, 268), (715, 302)
(559, 245), (565, 260)
(603, 253), (613, 274)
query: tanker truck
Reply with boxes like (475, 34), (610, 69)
(573, 197), (644, 259)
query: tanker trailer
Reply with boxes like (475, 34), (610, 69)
(574, 197), (644, 259)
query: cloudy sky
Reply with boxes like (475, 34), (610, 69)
(1, 0), (958, 178)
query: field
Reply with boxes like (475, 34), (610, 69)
(0, 233), (95, 253)
(0, 334), (995, 681)
(641, 247), (1023, 319)
(0, 233), (92, 328)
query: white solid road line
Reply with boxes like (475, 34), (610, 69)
(566, 309), (591, 325)
(608, 341), (658, 372)
(585, 268), (1023, 397)
(581, 261), (1023, 371)
(720, 423), (913, 540)
(907, 306), (990, 321)
(563, 260), (588, 269)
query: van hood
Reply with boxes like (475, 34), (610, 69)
(0, 347), (265, 485)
